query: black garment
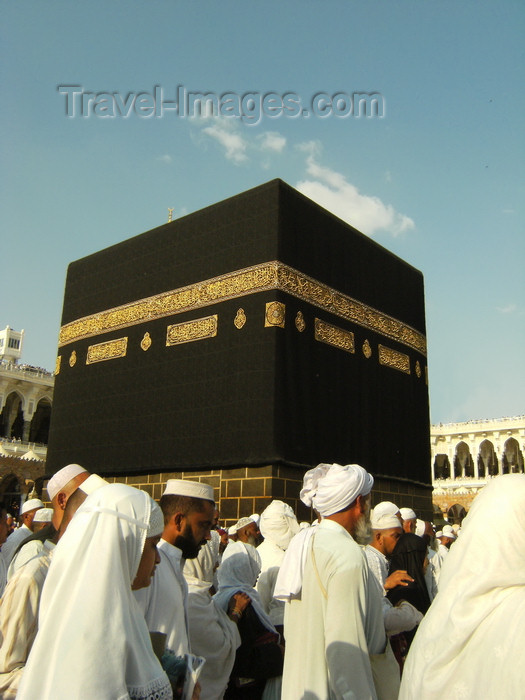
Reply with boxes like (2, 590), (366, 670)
(386, 533), (431, 615)
(386, 532), (431, 653)
(225, 604), (283, 700)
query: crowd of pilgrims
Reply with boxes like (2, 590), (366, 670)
(0, 462), (522, 699)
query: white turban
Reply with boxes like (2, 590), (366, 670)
(259, 500), (300, 551)
(300, 463), (333, 507)
(312, 464), (374, 517)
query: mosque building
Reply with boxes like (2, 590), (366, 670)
(0, 326), (52, 513)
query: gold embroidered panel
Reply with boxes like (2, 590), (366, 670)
(166, 315), (218, 347)
(378, 344), (411, 375)
(86, 337), (128, 365)
(265, 302), (286, 328)
(315, 318), (355, 354)
(58, 261), (426, 356)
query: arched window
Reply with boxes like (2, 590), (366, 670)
(502, 437), (524, 474)
(433, 454), (450, 479)
(29, 398), (52, 444)
(478, 439), (498, 477)
(0, 474), (22, 518)
(447, 503), (467, 525)
(453, 441), (474, 478)
(0, 392), (24, 439)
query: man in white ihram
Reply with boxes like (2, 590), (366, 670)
(281, 463), (386, 700)
(134, 479), (215, 658)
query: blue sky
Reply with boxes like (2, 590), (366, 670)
(2, 0), (524, 424)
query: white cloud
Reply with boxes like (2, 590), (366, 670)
(296, 140), (322, 157)
(296, 155), (415, 237)
(258, 131), (286, 153)
(202, 120), (249, 164)
(198, 118), (287, 165)
(156, 154), (172, 164)
(496, 303), (517, 314)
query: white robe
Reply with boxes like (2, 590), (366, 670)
(0, 525), (32, 568)
(183, 541), (240, 700)
(7, 539), (45, 581)
(282, 519), (385, 700)
(0, 542), (54, 699)
(256, 539), (286, 626)
(400, 474), (525, 700)
(135, 538), (190, 657)
(16, 484), (171, 700)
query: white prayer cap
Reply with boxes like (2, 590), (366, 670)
(435, 530), (443, 538)
(442, 525), (456, 540)
(300, 463), (333, 507)
(47, 464), (88, 501)
(232, 516), (257, 533)
(227, 525), (237, 536)
(371, 509), (402, 530)
(400, 507), (417, 521)
(21, 498), (44, 515)
(34, 507), (53, 523)
(147, 501), (164, 538)
(250, 513), (260, 525)
(373, 501), (400, 519)
(162, 479), (215, 503)
(312, 464), (374, 517)
(415, 519), (426, 537)
(79, 474), (109, 496)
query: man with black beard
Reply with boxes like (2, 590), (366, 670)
(134, 479), (215, 658)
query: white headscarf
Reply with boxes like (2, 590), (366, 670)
(213, 541), (276, 634)
(312, 463), (374, 516)
(17, 483), (171, 700)
(259, 500), (300, 551)
(400, 474), (525, 700)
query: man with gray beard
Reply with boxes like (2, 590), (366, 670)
(282, 464), (386, 700)
(228, 516), (260, 547)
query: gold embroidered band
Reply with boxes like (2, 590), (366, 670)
(58, 261), (426, 356)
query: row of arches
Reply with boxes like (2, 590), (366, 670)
(0, 392), (52, 444)
(433, 437), (524, 480)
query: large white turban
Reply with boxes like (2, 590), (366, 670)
(300, 463), (333, 507)
(312, 464), (374, 517)
(259, 500), (300, 551)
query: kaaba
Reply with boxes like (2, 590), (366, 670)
(47, 179), (432, 517)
